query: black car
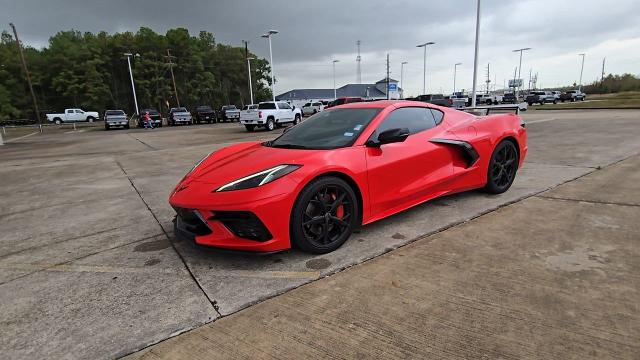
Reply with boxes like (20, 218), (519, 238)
(219, 105), (240, 122)
(194, 105), (216, 124)
(502, 93), (517, 104)
(137, 109), (163, 128)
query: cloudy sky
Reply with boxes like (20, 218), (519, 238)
(2, 0), (639, 97)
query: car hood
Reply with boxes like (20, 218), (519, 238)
(184, 141), (318, 188)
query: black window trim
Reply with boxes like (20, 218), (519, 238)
(367, 106), (443, 143)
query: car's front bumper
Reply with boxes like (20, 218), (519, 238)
(169, 180), (297, 252)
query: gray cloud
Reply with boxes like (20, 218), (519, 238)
(2, 0), (639, 96)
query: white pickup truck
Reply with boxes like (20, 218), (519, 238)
(239, 104), (258, 122)
(46, 108), (100, 124)
(240, 101), (302, 132)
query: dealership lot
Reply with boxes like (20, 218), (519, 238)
(1, 110), (639, 359)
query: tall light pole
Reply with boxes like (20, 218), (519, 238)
(471, 0), (481, 107)
(578, 53), (586, 91)
(124, 53), (140, 115)
(400, 61), (408, 99)
(453, 62), (462, 95)
(261, 30), (278, 102)
(332, 60), (340, 100)
(512, 47), (531, 98)
(416, 42), (435, 95)
(246, 57), (255, 104)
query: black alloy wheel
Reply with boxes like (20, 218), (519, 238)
(484, 140), (519, 194)
(291, 177), (358, 254)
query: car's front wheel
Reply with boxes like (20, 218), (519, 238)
(484, 140), (519, 194)
(291, 176), (358, 254)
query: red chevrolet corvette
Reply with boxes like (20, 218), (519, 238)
(169, 100), (527, 254)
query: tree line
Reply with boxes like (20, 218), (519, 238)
(0, 27), (274, 120)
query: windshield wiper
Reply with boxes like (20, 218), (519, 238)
(270, 143), (309, 149)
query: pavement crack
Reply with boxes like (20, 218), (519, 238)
(537, 195), (640, 207)
(115, 159), (222, 317)
(127, 133), (157, 150)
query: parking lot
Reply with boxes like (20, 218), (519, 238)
(1, 109), (639, 359)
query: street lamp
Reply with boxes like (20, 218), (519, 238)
(416, 42), (435, 95)
(124, 52), (140, 115)
(246, 57), (256, 104)
(512, 47), (531, 98)
(578, 53), (586, 91)
(400, 61), (408, 99)
(261, 30), (279, 102)
(332, 60), (340, 100)
(453, 62), (462, 95)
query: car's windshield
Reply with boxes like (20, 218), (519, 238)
(268, 108), (381, 150)
(172, 107), (187, 112)
(303, 103), (311, 107)
(197, 106), (212, 111)
(222, 105), (236, 110)
(105, 110), (124, 115)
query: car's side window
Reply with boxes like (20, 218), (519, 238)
(67, 109), (74, 114)
(278, 102), (291, 109)
(374, 107), (437, 136)
(429, 108), (444, 125)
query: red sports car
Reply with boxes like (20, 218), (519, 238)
(169, 100), (527, 254)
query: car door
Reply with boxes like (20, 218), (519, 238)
(277, 102), (293, 122)
(365, 107), (454, 217)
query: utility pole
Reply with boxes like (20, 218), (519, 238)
(356, 40), (362, 84)
(332, 59), (340, 100)
(528, 68), (532, 93)
(124, 53), (140, 115)
(242, 40), (253, 104)
(10, 23), (41, 125)
(400, 61), (408, 99)
(578, 53), (586, 91)
(485, 63), (491, 94)
(471, 0), (481, 107)
(386, 53), (390, 100)
(166, 49), (180, 107)
(453, 62), (462, 95)
(601, 57), (606, 84)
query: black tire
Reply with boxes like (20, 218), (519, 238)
(553, 99), (558, 104)
(266, 117), (275, 131)
(528, 102), (533, 106)
(87, 116), (95, 123)
(561, 99), (565, 103)
(486, 99), (492, 105)
(125, 124), (130, 129)
(484, 140), (519, 194)
(54, 118), (62, 125)
(293, 114), (301, 125)
(290, 176), (359, 254)
(105, 124), (110, 130)
(571, 98), (576, 102)
(245, 124), (255, 132)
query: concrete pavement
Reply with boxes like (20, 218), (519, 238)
(128, 153), (640, 360)
(1, 110), (639, 358)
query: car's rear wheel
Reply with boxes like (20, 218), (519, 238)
(291, 177), (358, 254)
(484, 140), (519, 194)
(266, 118), (275, 131)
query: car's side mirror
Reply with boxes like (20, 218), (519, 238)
(366, 128), (410, 147)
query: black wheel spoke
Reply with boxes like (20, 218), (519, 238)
(303, 217), (325, 227)
(329, 192), (346, 212)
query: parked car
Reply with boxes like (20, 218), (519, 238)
(302, 101), (324, 116)
(137, 109), (163, 128)
(502, 93), (518, 104)
(560, 90), (587, 102)
(443, 95), (467, 109)
(526, 91), (557, 105)
(104, 109), (129, 130)
(46, 108), (100, 124)
(169, 107), (193, 126)
(240, 101), (302, 132)
(411, 94), (452, 107)
(240, 104), (259, 122)
(326, 97), (363, 108)
(194, 105), (216, 124)
(170, 100), (527, 254)
(219, 105), (240, 122)
(551, 91), (562, 101)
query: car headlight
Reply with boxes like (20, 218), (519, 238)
(215, 164), (301, 192)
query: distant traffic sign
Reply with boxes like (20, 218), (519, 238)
(388, 83), (398, 91)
